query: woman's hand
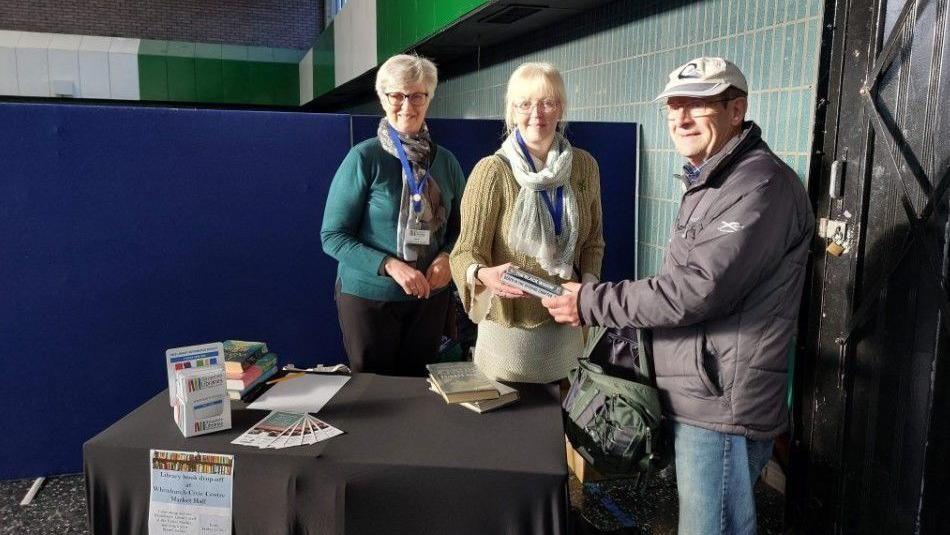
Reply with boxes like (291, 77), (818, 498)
(384, 257), (431, 298)
(476, 263), (525, 299)
(426, 253), (452, 291)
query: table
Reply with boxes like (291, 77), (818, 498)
(84, 374), (569, 534)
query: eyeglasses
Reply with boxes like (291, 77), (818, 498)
(659, 98), (734, 120)
(385, 92), (429, 107)
(512, 99), (560, 115)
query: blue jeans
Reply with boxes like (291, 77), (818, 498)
(673, 422), (774, 535)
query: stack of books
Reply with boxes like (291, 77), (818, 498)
(426, 361), (519, 413)
(223, 340), (278, 400)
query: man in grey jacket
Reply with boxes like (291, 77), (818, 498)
(543, 57), (814, 534)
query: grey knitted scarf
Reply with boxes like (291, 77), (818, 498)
(377, 118), (446, 265)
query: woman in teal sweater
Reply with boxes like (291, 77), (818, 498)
(321, 54), (466, 376)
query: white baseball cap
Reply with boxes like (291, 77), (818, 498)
(654, 57), (748, 101)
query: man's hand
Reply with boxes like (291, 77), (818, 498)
(384, 257), (431, 298)
(425, 253), (452, 291)
(476, 263), (525, 299)
(542, 282), (582, 326)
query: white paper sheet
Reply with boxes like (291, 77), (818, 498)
(247, 374), (350, 414)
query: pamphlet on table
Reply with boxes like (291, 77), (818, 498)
(231, 411), (343, 449)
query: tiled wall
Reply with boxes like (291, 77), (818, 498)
(423, 0), (823, 277)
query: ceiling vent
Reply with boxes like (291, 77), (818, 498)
(478, 5), (545, 24)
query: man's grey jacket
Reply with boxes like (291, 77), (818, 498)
(578, 122), (814, 439)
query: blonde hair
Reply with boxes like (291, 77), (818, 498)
(503, 62), (568, 133)
(375, 54), (438, 102)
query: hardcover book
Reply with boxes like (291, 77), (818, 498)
(226, 353), (277, 387)
(223, 340), (269, 374)
(429, 379), (519, 413)
(228, 365), (278, 400)
(501, 266), (564, 298)
(425, 362), (500, 404)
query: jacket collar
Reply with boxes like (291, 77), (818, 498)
(680, 121), (762, 191)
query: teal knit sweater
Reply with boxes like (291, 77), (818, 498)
(321, 137), (466, 301)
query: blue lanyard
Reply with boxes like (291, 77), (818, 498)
(515, 130), (564, 236)
(387, 123), (429, 213)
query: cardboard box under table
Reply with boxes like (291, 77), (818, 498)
(83, 373), (569, 534)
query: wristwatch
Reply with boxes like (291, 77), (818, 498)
(473, 264), (484, 284)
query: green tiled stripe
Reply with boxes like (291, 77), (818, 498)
(138, 40), (301, 106)
(196, 43), (224, 102)
(314, 22), (335, 97)
(166, 41), (197, 102)
(376, 0), (486, 61)
(221, 45), (251, 104)
(138, 39), (168, 101)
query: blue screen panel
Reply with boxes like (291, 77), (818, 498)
(0, 103), (350, 478)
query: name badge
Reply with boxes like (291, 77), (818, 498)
(406, 228), (431, 245)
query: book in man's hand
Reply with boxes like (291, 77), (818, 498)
(428, 379), (519, 413)
(426, 361), (500, 404)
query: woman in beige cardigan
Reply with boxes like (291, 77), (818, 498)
(449, 62), (604, 384)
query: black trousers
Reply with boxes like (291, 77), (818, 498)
(335, 286), (452, 377)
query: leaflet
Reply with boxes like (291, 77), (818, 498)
(148, 449), (233, 535)
(231, 411), (343, 449)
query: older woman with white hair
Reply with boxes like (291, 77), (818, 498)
(321, 54), (465, 376)
(449, 62), (604, 384)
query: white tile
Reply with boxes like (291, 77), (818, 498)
(335, 0), (376, 86)
(78, 36), (112, 99)
(16, 32), (53, 96)
(48, 34), (82, 97)
(109, 37), (140, 100)
(0, 30), (21, 95)
(299, 48), (314, 105)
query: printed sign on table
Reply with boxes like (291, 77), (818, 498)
(148, 449), (233, 535)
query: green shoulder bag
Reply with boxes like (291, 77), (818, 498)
(562, 326), (669, 488)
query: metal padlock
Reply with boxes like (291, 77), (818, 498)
(826, 241), (845, 256)
(826, 227), (846, 256)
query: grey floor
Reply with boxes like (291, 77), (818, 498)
(1, 470), (784, 534)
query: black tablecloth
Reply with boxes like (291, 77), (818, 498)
(84, 374), (569, 534)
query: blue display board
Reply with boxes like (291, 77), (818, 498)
(0, 103), (350, 479)
(0, 104), (638, 479)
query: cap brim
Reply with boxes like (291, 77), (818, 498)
(653, 82), (730, 102)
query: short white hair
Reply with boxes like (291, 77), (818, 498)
(504, 62), (568, 133)
(375, 54), (438, 101)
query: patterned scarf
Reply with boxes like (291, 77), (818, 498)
(377, 118), (446, 266)
(499, 129), (578, 279)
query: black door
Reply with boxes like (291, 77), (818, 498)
(791, 0), (950, 533)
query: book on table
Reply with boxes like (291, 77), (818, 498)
(226, 352), (277, 390)
(228, 365), (278, 400)
(425, 361), (500, 403)
(428, 379), (519, 413)
(223, 340), (269, 375)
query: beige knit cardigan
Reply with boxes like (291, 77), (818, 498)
(449, 148), (605, 329)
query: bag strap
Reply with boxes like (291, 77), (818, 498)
(636, 329), (653, 382)
(582, 326), (607, 360)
